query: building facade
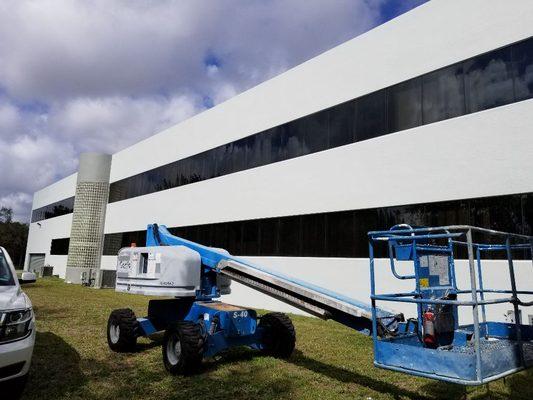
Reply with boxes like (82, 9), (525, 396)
(25, 0), (533, 322)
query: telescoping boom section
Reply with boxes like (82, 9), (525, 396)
(141, 224), (400, 334)
(108, 223), (533, 386)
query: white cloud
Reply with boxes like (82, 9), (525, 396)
(0, 133), (77, 221)
(0, 0), (424, 221)
(0, 192), (33, 222)
(0, 0), (384, 102)
(48, 94), (200, 153)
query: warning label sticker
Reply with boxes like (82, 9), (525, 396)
(419, 254), (450, 286)
(429, 255), (450, 285)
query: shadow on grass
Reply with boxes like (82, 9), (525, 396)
(22, 327), (532, 400)
(202, 347), (257, 371)
(290, 349), (473, 400)
(499, 368), (533, 400)
(22, 332), (87, 399)
(32, 306), (71, 321)
(190, 347), (460, 400)
(135, 340), (161, 352)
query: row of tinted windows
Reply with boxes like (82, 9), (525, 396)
(99, 192), (532, 259)
(31, 197), (75, 223)
(107, 37), (533, 204)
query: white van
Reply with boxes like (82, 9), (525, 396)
(0, 247), (36, 392)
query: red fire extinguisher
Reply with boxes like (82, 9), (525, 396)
(423, 307), (437, 348)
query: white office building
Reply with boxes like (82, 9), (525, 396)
(25, 0), (533, 322)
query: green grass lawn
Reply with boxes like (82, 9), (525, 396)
(18, 278), (532, 400)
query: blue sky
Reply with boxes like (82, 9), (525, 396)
(0, 0), (427, 221)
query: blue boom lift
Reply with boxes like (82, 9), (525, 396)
(107, 223), (533, 385)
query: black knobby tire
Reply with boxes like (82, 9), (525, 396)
(107, 308), (139, 352)
(259, 312), (296, 358)
(162, 321), (204, 375)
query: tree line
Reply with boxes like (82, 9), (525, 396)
(0, 207), (29, 268)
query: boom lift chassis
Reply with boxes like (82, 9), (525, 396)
(107, 223), (533, 385)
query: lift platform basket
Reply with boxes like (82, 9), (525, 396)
(368, 225), (533, 385)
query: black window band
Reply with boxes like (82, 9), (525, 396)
(31, 196), (75, 223)
(102, 192), (532, 260)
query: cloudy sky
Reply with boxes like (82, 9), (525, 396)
(0, 0), (426, 222)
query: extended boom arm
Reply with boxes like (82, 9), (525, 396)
(147, 223), (401, 336)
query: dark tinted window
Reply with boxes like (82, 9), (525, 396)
(524, 194), (533, 236)
(470, 195), (524, 234)
(214, 144), (231, 177)
(103, 233), (124, 255)
(242, 220), (260, 255)
(329, 101), (355, 148)
(226, 222), (243, 254)
(146, 169), (162, 194)
(108, 181), (126, 203)
(269, 126), (285, 164)
(103, 230), (146, 255)
(465, 46), (515, 113)
(125, 230), (146, 247)
(128, 175), (140, 199)
(354, 209), (380, 257)
(513, 38), (533, 101)
(383, 203), (431, 229)
(232, 138), (247, 172)
(159, 163), (178, 189)
(301, 213), (326, 257)
(51, 238), (70, 255)
(278, 215), (301, 256)
(212, 223), (228, 250)
(423, 64), (466, 124)
(243, 135), (260, 170)
(326, 211), (355, 257)
(31, 196), (75, 223)
(197, 225), (213, 246)
(355, 89), (388, 142)
(102, 192), (531, 258)
(256, 130), (274, 167)
(281, 122), (305, 160)
(259, 218), (279, 256)
(304, 110), (329, 154)
(185, 226), (201, 243)
(200, 151), (216, 181)
(189, 155), (202, 184)
(389, 78), (422, 132)
(426, 200), (470, 228)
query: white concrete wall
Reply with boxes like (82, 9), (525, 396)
(25, 173), (76, 276)
(46, 255), (68, 278)
(25, 213), (72, 278)
(31, 173), (77, 209)
(108, 0), (533, 183)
